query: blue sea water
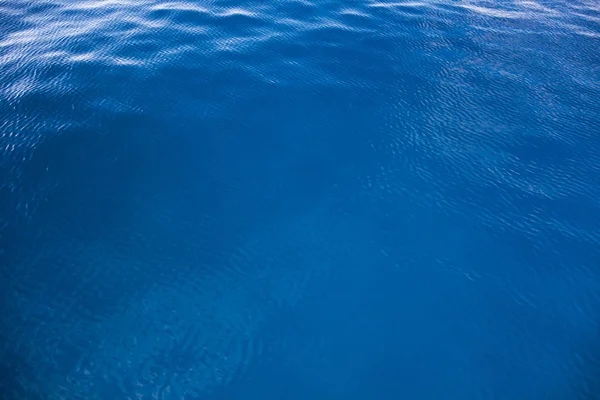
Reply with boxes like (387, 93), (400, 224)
(1, 0), (600, 398)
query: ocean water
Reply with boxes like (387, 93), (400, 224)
(1, 0), (600, 399)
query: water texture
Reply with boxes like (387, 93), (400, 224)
(1, 0), (599, 399)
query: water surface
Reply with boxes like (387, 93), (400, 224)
(1, 0), (600, 399)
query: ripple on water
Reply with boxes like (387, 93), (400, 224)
(5, 184), (364, 399)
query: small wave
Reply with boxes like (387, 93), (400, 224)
(368, 2), (428, 9)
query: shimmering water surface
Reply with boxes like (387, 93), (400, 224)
(1, 0), (600, 399)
